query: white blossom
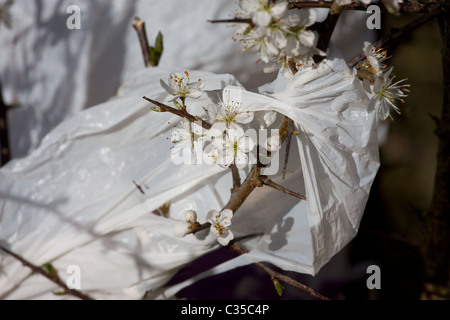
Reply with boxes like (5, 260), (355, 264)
(208, 87), (254, 134)
(361, 41), (389, 76)
(235, 0), (319, 74)
(238, 0), (288, 27)
(212, 128), (255, 169)
(165, 71), (205, 101)
(206, 209), (234, 246)
(369, 67), (410, 120)
(171, 119), (207, 164)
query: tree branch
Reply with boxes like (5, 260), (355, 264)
(143, 96), (212, 130)
(347, 1), (450, 67)
(0, 245), (93, 300)
(229, 242), (329, 300)
(313, 0), (344, 63)
(230, 163), (242, 192)
(260, 175), (307, 201)
(132, 18), (152, 68)
(288, 0), (446, 14)
(208, 18), (253, 25)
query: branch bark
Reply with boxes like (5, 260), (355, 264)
(132, 18), (152, 68)
(313, 0), (343, 63)
(260, 175), (307, 201)
(143, 96), (212, 130)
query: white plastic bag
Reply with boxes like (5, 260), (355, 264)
(232, 53), (380, 273)
(0, 50), (379, 299)
(0, 68), (239, 299)
(158, 53), (380, 297)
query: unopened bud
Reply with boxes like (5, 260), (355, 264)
(185, 210), (198, 223)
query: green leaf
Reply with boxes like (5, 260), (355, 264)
(149, 31), (164, 67)
(43, 263), (58, 279)
(155, 31), (163, 52)
(273, 279), (285, 297)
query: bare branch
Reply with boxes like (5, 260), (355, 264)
(208, 18), (252, 25)
(0, 245), (93, 300)
(229, 242), (330, 300)
(143, 96), (212, 130)
(260, 175), (307, 201)
(132, 18), (152, 68)
(347, 1), (450, 67)
(313, 0), (344, 63)
(288, 1), (446, 14)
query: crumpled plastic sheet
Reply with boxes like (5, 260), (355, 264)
(0, 50), (379, 299)
(0, 0), (374, 160)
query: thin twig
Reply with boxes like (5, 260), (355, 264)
(132, 18), (152, 68)
(0, 245), (93, 300)
(260, 175), (307, 201)
(229, 242), (330, 300)
(313, 0), (344, 63)
(208, 18), (252, 25)
(289, 1), (445, 14)
(191, 165), (263, 235)
(143, 96), (212, 130)
(347, 1), (450, 67)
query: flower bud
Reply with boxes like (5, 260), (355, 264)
(185, 210), (197, 223)
(173, 220), (191, 238)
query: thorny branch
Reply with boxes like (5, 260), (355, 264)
(260, 175), (307, 201)
(142, 96), (212, 130)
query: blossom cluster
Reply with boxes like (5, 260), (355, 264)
(161, 2), (411, 247)
(234, 0), (321, 75)
(164, 71), (282, 245)
(165, 71), (279, 171)
(173, 208), (234, 246)
(358, 42), (410, 120)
